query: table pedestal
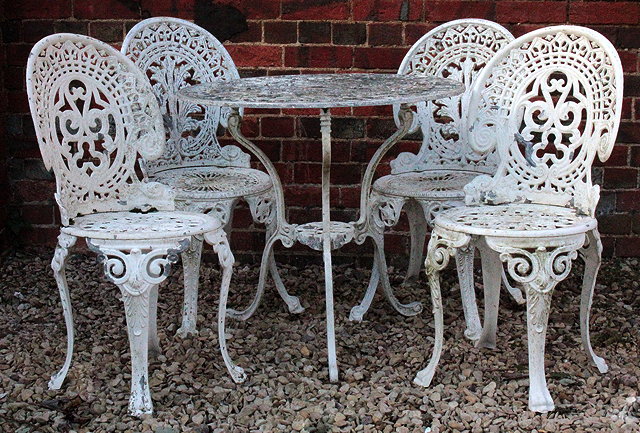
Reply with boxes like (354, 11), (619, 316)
(227, 106), (416, 381)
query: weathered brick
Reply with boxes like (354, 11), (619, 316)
(618, 27), (640, 49)
(226, 44), (282, 67)
(496, 1), (566, 24)
(298, 22), (331, 44)
(217, 0), (281, 19)
(6, 0), (71, 19)
(332, 23), (366, 45)
(598, 213), (632, 235)
(89, 21), (124, 43)
(282, 0), (350, 20)
(229, 20), (263, 43)
(570, 1), (640, 25)
(264, 21), (297, 44)
(604, 167), (638, 189)
(425, 1), (495, 22)
(74, 0), (140, 19)
(285, 46), (353, 68)
(354, 0), (422, 21)
(332, 118), (365, 139)
(623, 75), (640, 97)
(53, 20), (89, 35)
(616, 237), (640, 257)
(368, 23), (403, 46)
(404, 23), (437, 45)
(261, 116), (295, 137)
(22, 20), (54, 43)
(353, 47), (406, 69)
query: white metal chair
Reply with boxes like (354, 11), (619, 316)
(350, 20), (521, 331)
(122, 17), (303, 333)
(27, 34), (245, 416)
(416, 26), (623, 413)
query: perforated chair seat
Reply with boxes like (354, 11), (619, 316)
(154, 166), (273, 201)
(373, 169), (482, 200)
(434, 204), (596, 238)
(64, 211), (221, 240)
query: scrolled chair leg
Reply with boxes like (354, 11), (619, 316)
(455, 245), (482, 342)
(404, 200), (428, 284)
(88, 240), (188, 417)
(414, 229), (470, 388)
(148, 285), (161, 359)
(48, 232), (77, 390)
(579, 229), (608, 373)
(177, 235), (203, 337)
(476, 241), (503, 349)
(205, 230), (247, 383)
(487, 238), (582, 413)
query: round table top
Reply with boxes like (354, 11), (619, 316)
(178, 73), (465, 109)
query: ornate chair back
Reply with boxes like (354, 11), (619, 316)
(391, 19), (514, 175)
(26, 34), (167, 226)
(466, 26), (624, 216)
(123, 17), (245, 176)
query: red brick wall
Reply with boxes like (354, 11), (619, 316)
(2, 0), (640, 261)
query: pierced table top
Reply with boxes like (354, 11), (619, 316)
(178, 73), (464, 109)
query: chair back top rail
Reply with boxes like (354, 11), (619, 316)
(391, 19), (514, 175)
(122, 17), (247, 176)
(26, 33), (171, 225)
(465, 25), (624, 216)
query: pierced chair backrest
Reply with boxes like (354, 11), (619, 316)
(391, 19), (514, 174)
(26, 34), (167, 226)
(123, 17), (245, 176)
(466, 26), (623, 216)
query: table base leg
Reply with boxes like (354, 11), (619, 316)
(320, 108), (338, 382)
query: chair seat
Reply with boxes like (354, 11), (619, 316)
(154, 166), (273, 201)
(435, 204), (596, 238)
(63, 211), (221, 240)
(372, 169), (482, 200)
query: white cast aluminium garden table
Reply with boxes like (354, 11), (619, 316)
(179, 73), (464, 381)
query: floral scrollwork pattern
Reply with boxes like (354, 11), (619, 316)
(425, 228), (472, 276)
(246, 190), (276, 226)
(485, 236), (584, 333)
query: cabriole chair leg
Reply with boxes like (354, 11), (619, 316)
(48, 233), (77, 390)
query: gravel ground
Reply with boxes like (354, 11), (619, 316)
(0, 248), (638, 432)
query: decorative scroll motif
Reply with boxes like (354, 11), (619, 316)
(370, 192), (406, 228)
(425, 228), (472, 276)
(467, 28), (623, 216)
(122, 18), (247, 174)
(87, 240), (189, 335)
(26, 35), (165, 225)
(485, 236), (584, 332)
(246, 190), (276, 226)
(51, 233), (77, 273)
(391, 20), (513, 174)
(205, 199), (235, 227)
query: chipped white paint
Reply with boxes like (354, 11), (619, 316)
(417, 26), (623, 413)
(180, 72), (463, 381)
(123, 17), (303, 334)
(27, 34), (241, 416)
(352, 19), (523, 325)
